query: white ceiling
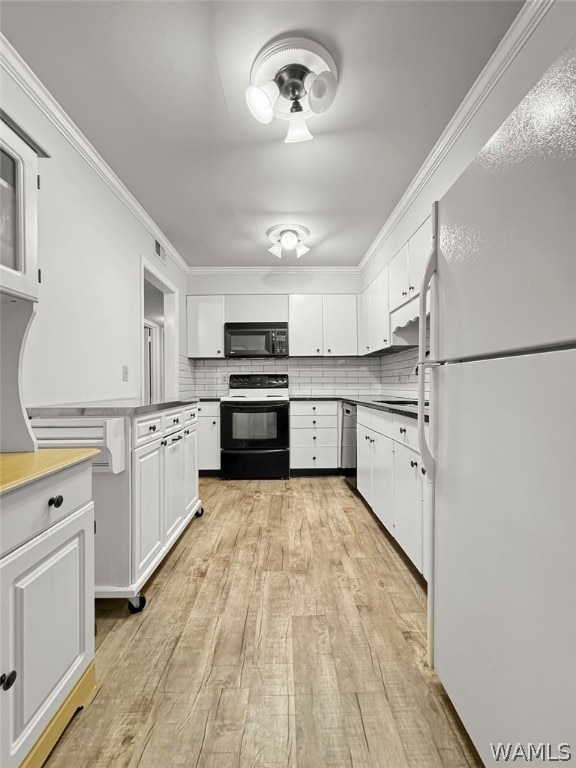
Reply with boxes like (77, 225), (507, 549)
(1, 1), (522, 268)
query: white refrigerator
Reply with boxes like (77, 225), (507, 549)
(418, 42), (576, 765)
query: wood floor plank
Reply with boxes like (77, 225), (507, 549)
(44, 477), (482, 768)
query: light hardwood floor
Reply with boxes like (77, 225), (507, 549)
(46, 477), (481, 768)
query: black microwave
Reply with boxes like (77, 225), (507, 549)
(224, 322), (289, 358)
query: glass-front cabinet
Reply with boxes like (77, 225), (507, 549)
(0, 121), (38, 301)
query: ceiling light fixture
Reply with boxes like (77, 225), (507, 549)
(267, 224), (310, 258)
(246, 37), (338, 143)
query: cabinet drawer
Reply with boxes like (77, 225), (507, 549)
(162, 409), (184, 435)
(184, 405), (198, 425)
(357, 406), (373, 429)
(372, 409), (396, 439)
(394, 414), (428, 452)
(290, 446), (338, 469)
(134, 415), (163, 445)
(290, 428), (337, 448)
(290, 414), (337, 429)
(290, 401), (337, 417)
(197, 401), (220, 418)
(0, 462), (92, 558)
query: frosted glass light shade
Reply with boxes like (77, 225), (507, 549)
(246, 80), (280, 124)
(305, 70), (337, 113)
(268, 243), (283, 258)
(296, 243), (310, 258)
(280, 230), (299, 250)
(284, 114), (313, 143)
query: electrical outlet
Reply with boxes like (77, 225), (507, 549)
(122, 365), (129, 382)
(396, 371), (402, 382)
(220, 374), (228, 384)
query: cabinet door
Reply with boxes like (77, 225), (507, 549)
(0, 123), (39, 302)
(323, 294), (357, 356)
(184, 427), (199, 517)
(388, 244), (409, 312)
(369, 268), (390, 352)
(371, 433), (395, 532)
(393, 444), (423, 572)
(198, 417), (221, 470)
(356, 424), (372, 507)
(358, 288), (371, 355)
(186, 296), (224, 358)
(164, 432), (185, 544)
(288, 295), (323, 356)
(407, 217), (431, 300)
(131, 440), (164, 582)
(0, 503), (94, 768)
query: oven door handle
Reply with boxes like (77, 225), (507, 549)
(220, 403), (287, 411)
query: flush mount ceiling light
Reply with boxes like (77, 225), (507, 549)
(246, 37), (338, 143)
(267, 224), (311, 258)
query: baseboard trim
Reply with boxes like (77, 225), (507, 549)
(290, 468), (341, 477)
(199, 469), (221, 477)
(21, 661), (96, 768)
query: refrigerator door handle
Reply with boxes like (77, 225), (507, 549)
(418, 201), (438, 481)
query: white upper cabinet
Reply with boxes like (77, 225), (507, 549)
(224, 294), (288, 322)
(407, 217), (432, 300)
(289, 294), (323, 356)
(323, 294), (357, 356)
(368, 267), (390, 352)
(388, 244), (409, 312)
(187, 295), (224, 357)
(0, 122), (39, 302)
(289, 294), (358, 357)
(358, 288), (371, 355)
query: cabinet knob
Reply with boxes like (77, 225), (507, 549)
(312, 436), (316, 440)
(365, 435), (369, 440)
(161, 440), (168, 446)
(312, 420), (316, 425)
(327, 349), (331, 353)
(411, 460), (418, 468)
(409, 285), (415, 291)
(316, 348), (320, 353)
(366, 346), (370, 350)
(0, 671), (17, 691)
(313, 456), (316, 461)
(421, 467), (427, 475)
(185, 429), (190, 435)
(383, 339), (387, 344)
(217, 350), (221, 355)
(399, 428), (407, 434)
(402, 290), (408, 296)
(48, 495), (64, 508)
(212, 420), (217, 425)
(312, 406), (316, 410)
(173, 417), (180, 424)
(149, 424), (157, 432)
(198, 407), (202, 412)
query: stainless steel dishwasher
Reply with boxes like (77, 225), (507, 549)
(341, 402), (357, 489)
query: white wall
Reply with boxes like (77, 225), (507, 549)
(1, 49), (188, 407)
(188, 268), (360, 296)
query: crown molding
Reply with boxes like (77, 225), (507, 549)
(187, 265), (361, 276)
(358, 0), (555, 273)
(0, 33), (189, 274)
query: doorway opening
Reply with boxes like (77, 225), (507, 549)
(142, 261), (178, 405)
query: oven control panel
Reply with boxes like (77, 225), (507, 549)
(229, 373), (289, 389)
(272, 330), (288, 356)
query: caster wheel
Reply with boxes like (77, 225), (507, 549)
(195, 507), (204, 518)
(127, 595), (146, 614)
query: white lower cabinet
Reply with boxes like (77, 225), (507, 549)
(393, 444), (423, 573)
(130, 412), (201, 587)
(197, 402), (221, 471)
(357, 424), (394, 531)
(357, 408), (427, 576)
(0, 458), (95, 768)
(163, 432), (186, 544)
(132, 440), (164, 583)
(290, 401), (339, 470)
